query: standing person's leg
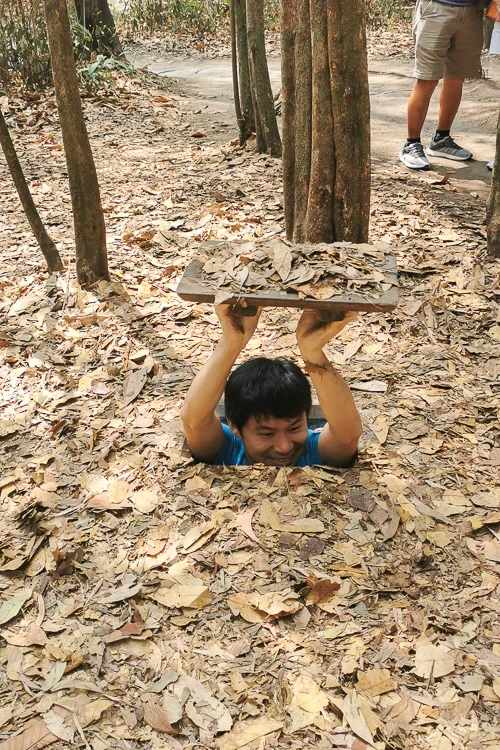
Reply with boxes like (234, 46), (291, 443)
(428, 3), (483, 161)
(436, 77), (464, 130)
(399, 0), (449, 170)
(407, 79), (439, 139)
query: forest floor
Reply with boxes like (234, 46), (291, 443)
(0, 22), (500, 750)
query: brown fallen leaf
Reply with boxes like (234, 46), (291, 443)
(228, 589), (303, 623)
(260, 498), (324, 533)
(123, 367), (148, 406)
(0, 719), (58, 750)
(305, 573), (340, 604)
(98, 581), (142, 605)
(52, 546), (84, 578)
(341, 690), (375, 747)
(0, 589), (33, 626)
(182, 518), (220, 553)
(238, 507), (261, 544)
(142, 695), (176, 734)
(414, 641), (455, 679)
(355, 667), (397, 696)
(216, 717), (283, 750)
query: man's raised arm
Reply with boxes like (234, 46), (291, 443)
(180, 304), (262, 462)
(296, 310), (362, 467)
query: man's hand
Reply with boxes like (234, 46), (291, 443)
(216, 304), (263, 350)
(296, 309), (357, 360)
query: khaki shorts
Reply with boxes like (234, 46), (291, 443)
(413, 0), (483, 79)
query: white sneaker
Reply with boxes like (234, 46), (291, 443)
(399, 141), (430, 170)
(487, 161), (494, 171)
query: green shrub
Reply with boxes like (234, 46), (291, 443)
(0, 0), (51, 89)
(123, 0), (228, 33)
(121, 0), (279, 35)
(367, 0), (412, 28)
(78, 53), (133, 92)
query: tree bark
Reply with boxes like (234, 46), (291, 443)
(74, 0), (125, 58)
(246, 0), (281, 157)
(0, 109), (64, 273)
(281, 0), (370, 243)
(230, 0), (247, 145)
(487, 110), (500, 257)
(234, 0), (255, 140)
(44, 0), (109, 287)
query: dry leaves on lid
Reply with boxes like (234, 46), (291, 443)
(194, 239), (396, 301)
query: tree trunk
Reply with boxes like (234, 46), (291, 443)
(74, 0), (125, 58)
(0, 109), (64, 273)
(230, 0), (247, 145)
(44, 0), (109, 287)
(234, 0), (255, 141)
(281, 0), (370, 243)
(487, 110), (500, 257)
(246, 0), (281, 157)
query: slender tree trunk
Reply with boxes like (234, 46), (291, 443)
(0, 109), (64, 273)
(230, 0), (247, 145)
(281, 0), (370, 243)
(246, 0), (281, 157)
(74, 0), (125, 58)
(487, 110), (500, 257)
(234, 0), (255, 139)
(44, 0), (109, 287)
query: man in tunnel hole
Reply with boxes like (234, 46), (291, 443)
(181, 305), (362, 467)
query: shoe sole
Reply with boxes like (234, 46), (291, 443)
(427, 149), (471, 161)
(398, 152), (430, 170)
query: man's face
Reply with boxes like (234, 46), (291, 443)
(230, 413), (309, 467)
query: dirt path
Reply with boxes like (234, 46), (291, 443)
(127, 45), (500, 197)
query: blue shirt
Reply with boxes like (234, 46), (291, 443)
(215, 422), (322, 466)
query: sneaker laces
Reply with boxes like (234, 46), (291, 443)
(406, 141), (426, 156)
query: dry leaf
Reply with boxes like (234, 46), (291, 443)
(228, 590), (303, 623)
(82, 699), (114, 726)
(142, 696), (176, 734)
(42, 710), (74, 743)
(98, 581), (142, 605)
(153, 577), (211, 610)
(260, 498), (324, 533)
(182, 518), (219, 553)
(305, 574), (340, 604)
(238, 507), (261, 543)
(0, 589), (32, 625)
(216, 717), (283, 750)
(130, 489), (160, 513)
(355, 667), (397, 696)
(123, 367), (148, 406)
(342, 690), (375, 747)
(414, 642), (455, 679)
(0, 719), (58, 750)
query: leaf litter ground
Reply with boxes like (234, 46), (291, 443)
(0, 43), (500, 750)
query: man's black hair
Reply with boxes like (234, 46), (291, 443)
(224, 357), (312, 431)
